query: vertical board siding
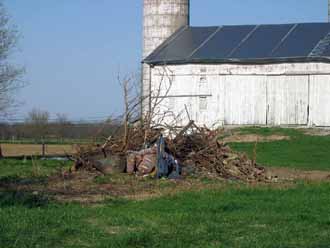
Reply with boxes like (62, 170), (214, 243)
(210, 75), (225, 126)
(310, 75), (330, 126)
(223, 76), (267, 125)
(151, 63), (330, 127)
(196, 75), (222, 126)
(267, 76), (309, 125)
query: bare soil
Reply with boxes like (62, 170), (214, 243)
(223, 134), (290, 143)
(302, 128), (330, 137)
(1, 144), (75, 157)
(2, 166), (330, 204)
(0, 170), (227, 204)
(265, 167), (330, 182)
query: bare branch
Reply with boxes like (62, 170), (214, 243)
(0, 2), (25, 117)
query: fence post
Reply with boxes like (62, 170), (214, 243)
(0, 144), (3, 159)
(42, 142), (45, 157)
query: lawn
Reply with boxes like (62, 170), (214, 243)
(0, 159), (71, 181)
(1, 127), (330, 247)
(1, 180), (330, 248)
(229, 127), (330, 171)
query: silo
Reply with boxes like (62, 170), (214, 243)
(142, 0), (190, 115)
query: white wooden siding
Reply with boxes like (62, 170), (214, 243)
(208, 75), (225, 127)
(267, 76), (309, 125)
(150, 63), (330, 127)
(310, 75), (330, 126)
(223, 76), (267, 125)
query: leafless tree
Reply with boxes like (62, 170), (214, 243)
(55, 113), (71, 140)
(145, 65), (186, 129)
(117, 71), (141, 151)
(0, 2), (24, 117)
(99, 65), (183, 152)
(26, 108), (49, 125)
(25, 108), (50, 141)
(56, 113), (69, 124)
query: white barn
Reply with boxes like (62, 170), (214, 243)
(142, 1), (330, 127)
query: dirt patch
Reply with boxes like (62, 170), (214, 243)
(223, 134), (290, 143)
(1, 166), (329, 204)
(302, 128), (330, 137)
(265, 167), (330, 182)
(0, 171), (108, 203)
(0, 170), (225, 204)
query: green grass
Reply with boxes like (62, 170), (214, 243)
(236, 126), (302, 137)
(230, 127), (330, 171)
(1, 182), (330, 247)
(1, 128), (330, 247)
(0, 159), (71, 181)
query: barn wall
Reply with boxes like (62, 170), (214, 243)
(149, 63), (330, 127)
(309, 75), (330, 126)
(267, 76), (309, 125)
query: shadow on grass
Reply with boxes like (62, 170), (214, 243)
(0, 175), (47, 186)
(0, 190), (49, 208)
(0, 175), (50, 208)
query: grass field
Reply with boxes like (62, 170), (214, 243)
(1, 178), (330, 247)
(230, 127), (330, 171)
(0, 159), (71, 179)
(1, 127), (330, 247)
(0, 138), (98, 145)
(1, 144), (75, 157)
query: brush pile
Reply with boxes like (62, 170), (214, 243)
(72, 121), (265, 182)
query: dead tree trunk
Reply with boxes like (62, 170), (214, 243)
(123, 78), (129, 152)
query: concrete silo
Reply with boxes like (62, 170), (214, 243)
(142, 0), (190, 115)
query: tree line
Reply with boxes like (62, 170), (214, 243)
(0, 109), (120, 143)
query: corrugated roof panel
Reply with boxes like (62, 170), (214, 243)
(146, 26), (218, 63)
(272, 23), (330, 58)
(144, 23), (330, 65)
(320, 44), (330, 56)
(315, 32), (330, 56)
(191, 25), (255, 60)
(230, 24), (294, 59)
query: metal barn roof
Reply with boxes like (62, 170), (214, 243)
(143, 23), (330, 65)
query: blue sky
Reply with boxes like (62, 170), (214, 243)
(4, 0), (328, 121)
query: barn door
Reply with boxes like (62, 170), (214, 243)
(224, 76), (267, 125)
(267, 76), (309, 125)
(309, 75), (330, 126)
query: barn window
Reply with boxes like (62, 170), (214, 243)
(200, 76), (207, 85)
(199, 76), (207, 90)
(200, 67), (207, 73)
(199, 97), (207, 111)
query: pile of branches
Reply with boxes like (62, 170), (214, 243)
(166, 121), (265, 181)
(72, 120), (265, 181)
(71, 124), (160, 173)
